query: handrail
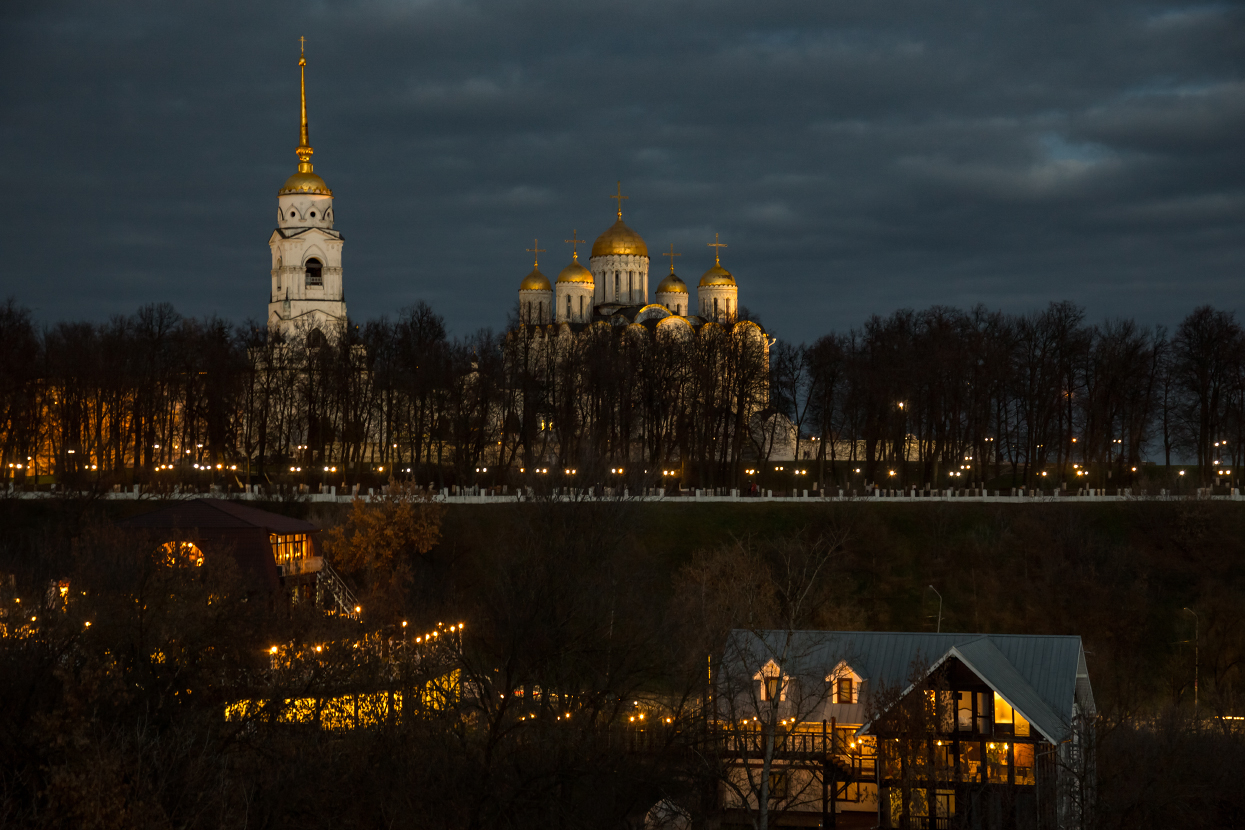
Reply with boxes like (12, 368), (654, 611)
(317, 559), (360, 619)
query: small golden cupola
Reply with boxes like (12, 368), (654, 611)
(655, 244), (690, 315)
(557, 253), (594, 284)
(555, 231), (595, 324)
(517, 239), (553, 324)
(557, 231), (594, 284)
(280, 39), (332, 197)
(699, 233), (736, 287)
(657, 272), (689, 293)
(697, 233), (739, 321)
(656, 243), (688, 294)
(519, 269), (551, 291)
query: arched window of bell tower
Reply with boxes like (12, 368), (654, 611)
(566, 294), (571, 321)
(305, 258), (323, 287)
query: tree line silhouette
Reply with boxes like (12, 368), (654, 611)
(1, 297), (1242, 489)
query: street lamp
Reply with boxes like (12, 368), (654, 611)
(1183, 607), (1198, 720)
(929, 585), (943, 633)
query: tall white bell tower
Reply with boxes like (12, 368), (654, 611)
(268, 40), (347, 340)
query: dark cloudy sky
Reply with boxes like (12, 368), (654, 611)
(2, 0), (1242, 343)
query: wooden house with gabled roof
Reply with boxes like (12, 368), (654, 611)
(116, 498), (357, 617)
(716, 630), (1095, 829)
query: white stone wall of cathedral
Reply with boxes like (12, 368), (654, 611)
(269, 194), (347, 335)
(519, 289), (554, 324)
(270, 236), (344, 301)
(697, 285), (739, 322)
(278, 193), (335, 231)
(656, 290), (690, 316)
(589, 254), (649, 306)
(555, 283), (594, 323)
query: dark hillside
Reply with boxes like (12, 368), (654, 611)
(4, 497), (1239, 715)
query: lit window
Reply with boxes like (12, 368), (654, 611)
(270, 533), (308, 565)
(987, 742), (1009, 783)
(994, 692), (1029, 736)
(161, 541), (204, 568)
(756, 661), (786, 701)
(837, 676), (853, 704)
(1014, 743), (1036, 785)
(768, 771), (788, 800)
(957, 691), (990, 733)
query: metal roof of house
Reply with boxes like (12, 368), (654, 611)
(723, 629), (1092, 743)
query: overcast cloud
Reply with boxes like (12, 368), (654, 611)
(1, 0), (1242, 342)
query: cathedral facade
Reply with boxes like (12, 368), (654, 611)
(516, 189), (745, 335)
(267, 46), (347, 341)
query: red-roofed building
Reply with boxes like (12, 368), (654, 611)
(116, 498), (355, 616)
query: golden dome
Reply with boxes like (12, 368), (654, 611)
(280, 170), (332, 196)
(656, 273), (688, 294)
(591, 219), (648, 258)
(519, 268), (551, 291)
(699, 264), (736, 287)
(557, 257), (594, 284)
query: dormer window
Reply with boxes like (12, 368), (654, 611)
(755, 660), (787, 702)
(827, 661), (862, 704)
(305, 258), (323, 286)
(837, 677), (854, 704)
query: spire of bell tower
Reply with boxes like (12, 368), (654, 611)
(296, 37), (314, 173)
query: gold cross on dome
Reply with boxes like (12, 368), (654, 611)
(662, 244), (681, 274)
(707, 232), (727, 266)
(526, 239), (545, 268)
(609, 181), (628, 220)
(299, 36), (306, 54)
(565, 230), (587, 260)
